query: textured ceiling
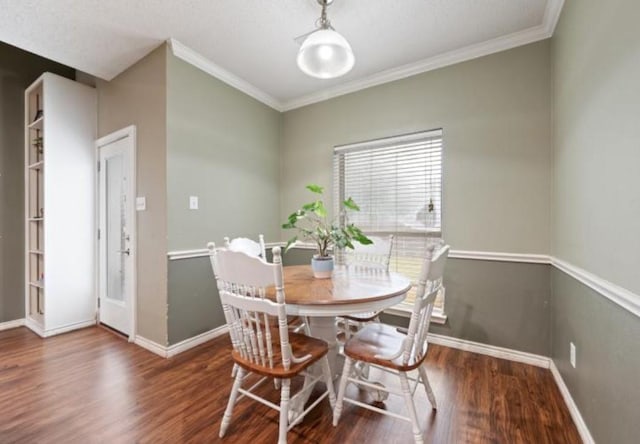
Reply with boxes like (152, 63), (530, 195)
(0, 0), (560, 109)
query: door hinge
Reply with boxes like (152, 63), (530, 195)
(97, 298), (100, 308)
(97, 228), (101, 240)
(97, 161), (101, 172)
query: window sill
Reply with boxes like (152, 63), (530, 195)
(384, 305), (447, 325)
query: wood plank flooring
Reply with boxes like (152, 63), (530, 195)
(0, 327), (580, 443)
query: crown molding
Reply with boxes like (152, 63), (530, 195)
(283, 25), (550, 110)
(542, 0), (566, 36)
(281, 0), (565, 111)
(167, 38), (284, 111)
(166, 1), (564, 113)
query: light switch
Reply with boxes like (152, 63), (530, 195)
(189, 196), (199, 210)
(136, 196), (146, 211)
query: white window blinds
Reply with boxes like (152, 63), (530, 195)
(333, 129), (444, 311)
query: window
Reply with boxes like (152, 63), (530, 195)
(333, 129), (445, 318)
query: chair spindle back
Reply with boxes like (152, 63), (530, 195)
(343, 234), (394, 270)
(402, 244), (449, 366)
(211, 246), (293, 371)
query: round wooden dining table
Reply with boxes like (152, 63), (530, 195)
(269, 265), (412, 376)
(267, 264), (411, 417)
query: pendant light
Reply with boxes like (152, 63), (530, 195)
(297, 0), (355, 79)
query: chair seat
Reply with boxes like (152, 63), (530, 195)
(342, 311), (381, 322)
(232, 330), (328, 379)
(344, 323), (426, 372)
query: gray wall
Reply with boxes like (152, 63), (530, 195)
(168, 256), (224, 343)
(552, 0), (640, 295)
(0, 42), (74, 323)
(97, 45), (169, 345)
(281, 41), (552, 254)
(165, 41), (554, 346)
(285, 249), (552, 355)
(550, 1), (640, 442)
(551, 269), (640, 444)
(165, 52), (281, 344)
(431, 259), (550, 355)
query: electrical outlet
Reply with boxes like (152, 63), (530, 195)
(570, 342), (576, 368)
(189, 196), (199, 210)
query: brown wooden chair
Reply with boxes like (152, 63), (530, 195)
(212, 246), (335, 444)
(333, 244), (449, 444)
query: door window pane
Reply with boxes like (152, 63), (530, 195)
(106, 155), (125, 302)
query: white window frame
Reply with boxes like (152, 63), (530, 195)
(333, 129), (446, 323)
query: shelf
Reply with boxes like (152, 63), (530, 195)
(24, 73), (98, 337)
(29, 116), (44, 130)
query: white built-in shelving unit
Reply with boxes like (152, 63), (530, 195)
(24, 73), (97, 337)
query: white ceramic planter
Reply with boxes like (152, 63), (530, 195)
(311, 255), (334, 279)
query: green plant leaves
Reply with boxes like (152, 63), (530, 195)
(343, 197), (360, 211)
(284, 236), (298, 253)
(314, 201), (327, 218)
(281, 183), (373, 255)
(306, 184), (324, 194)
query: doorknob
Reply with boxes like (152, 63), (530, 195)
(117, 249), (131, 256)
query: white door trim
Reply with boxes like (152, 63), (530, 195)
(95, 125), (137, 342)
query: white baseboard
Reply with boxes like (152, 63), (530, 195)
(0, 318), (25, 331)
(167, 324), (228, 357)
(427, 333), (551, 368)
(45, 319), (97, 337)
(134, 335), (168, 357)
(25, 317), (45, 337)
(134, 324), (229, 358)
(549, 360), (595, 444)
(24, 318), (97, 338)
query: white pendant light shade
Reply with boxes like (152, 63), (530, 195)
(297, 29), (355, 79)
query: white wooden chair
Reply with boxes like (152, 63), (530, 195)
(224, 234), (266, 259)
(221, 236), (306, 331)
(333, 244), (449, 444)
(213, 237), (268, 379)
(340, 235), (394, 338)
(212, 246), (335, 444)
(342, 234), (394, 271)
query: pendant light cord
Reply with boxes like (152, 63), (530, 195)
(319, 0), (331, 30)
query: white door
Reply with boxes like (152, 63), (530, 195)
(97, 128), (136, 337)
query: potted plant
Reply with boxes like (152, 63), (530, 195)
(282, 184), (372, 278)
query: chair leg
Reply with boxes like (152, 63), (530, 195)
(321, 356), (336, 408)
(231, 363), (237, 378)
(418, 364), (437, 410)
(278, 378), (291, 444)
(333, 356), (354, 426)
(289, 373), (314, 427)
(220, 366), (245, 438)
(399, 372), (424, 444)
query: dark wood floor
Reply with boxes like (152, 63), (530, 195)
(0, 327), (580, 443)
